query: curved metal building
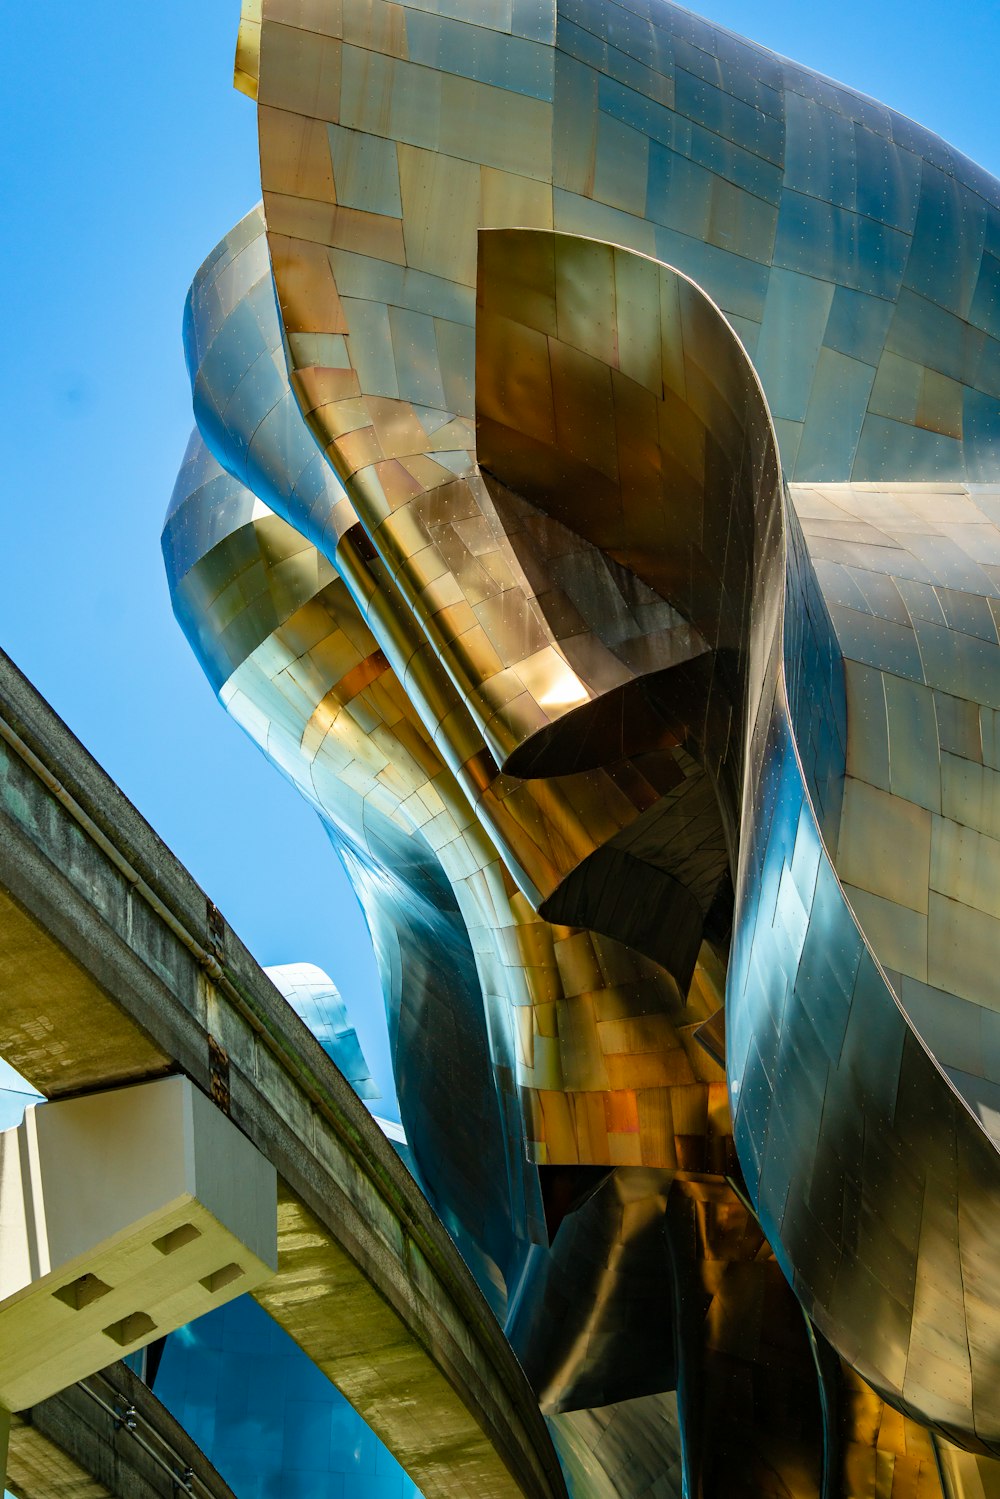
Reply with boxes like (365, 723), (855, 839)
(158, 1), (1000, 1494)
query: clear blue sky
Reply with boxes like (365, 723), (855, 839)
(1, 0), (998, 1120)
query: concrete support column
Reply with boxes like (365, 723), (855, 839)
(0, 1076), (276, 1414)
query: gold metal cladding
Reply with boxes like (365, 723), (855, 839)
(663, 1178), (827, 1497)
(178, 207), (782, 1180)
(937, 1441), (1000, 1497)
(183, 490), (732, 1174)
(474, 229), (770, 782)
(268, 215), (772, 1011)
(172, 469), (826, 1493)
(837, 1363), (950, 1498)
(248, 0), (777, 998)
(252, 209), (1000, 1455)
(254, 0), (1000, 490)
(790, 481), (1000, 1074)
(177, 0), (1000, 1474)
(169, 186), (830, 1477)
(234, 0), (261, 98)
(726, 457), (1000, 1450)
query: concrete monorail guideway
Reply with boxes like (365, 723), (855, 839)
(0, 649), (566, 1499)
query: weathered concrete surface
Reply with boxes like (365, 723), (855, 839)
(8, 1363), (237, 1499)
(0, 650), (565, 1499)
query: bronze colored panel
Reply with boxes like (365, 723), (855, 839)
(265, 0), (344, 34)
(270, 233), (348, 333)
(264, 191), (405, 263)
(235, 0), (262, 98)
(836, 777), (931, 914)
(257, 21), (342, 118)
(398, 144), (481, 286)
(260, 106), (338, 201)
(341, 0), (407, 59)
(438, 73), (552, 182)
(480, 167), (553, 232)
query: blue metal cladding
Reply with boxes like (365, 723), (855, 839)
(153, 1297), (422, 1499)
(727, 493), (1000, 1441)
(544, 0), (1000, 488)
(265, 964), (379, 1102)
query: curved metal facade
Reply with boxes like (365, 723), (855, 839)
(160, 1), (1000, 1495)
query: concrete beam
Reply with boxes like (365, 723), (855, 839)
(0, 649), (565, 1499)
(8, 1362), (239, 1499)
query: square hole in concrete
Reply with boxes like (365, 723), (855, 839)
(103, 1312), (157, 1346)
(152, 1223), (201, 1255)
(53, 1273), (112, 1310)
(200, 1263), (244, 1294)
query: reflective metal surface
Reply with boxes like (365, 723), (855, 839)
(244, 0), (1000, 506)
(166, 210), (826, 1494)
(267, 962), (379, 1100)
(155, 1295), (422, 1499)
(159, 0), (1000, 1492)
(548, 1393), (684, 1499)
(737, 481), (1000, 1448)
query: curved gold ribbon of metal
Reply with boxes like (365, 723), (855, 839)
(166, 189), (1000, 1482)
(292, 211), (1000, 1452)
(175, 1), (1000, 1457)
